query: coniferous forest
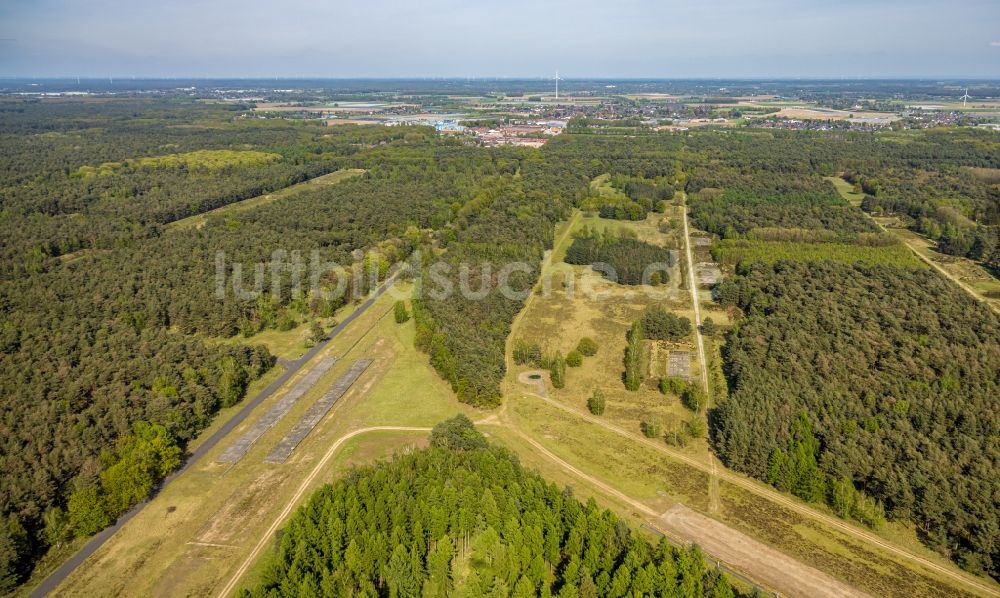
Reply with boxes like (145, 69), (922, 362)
(241, 416), (745, 598)
(713, 262), (1000, 575)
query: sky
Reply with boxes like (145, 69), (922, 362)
(1, 0), (999, 79)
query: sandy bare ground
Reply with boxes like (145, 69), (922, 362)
(659, 504), (870, 598)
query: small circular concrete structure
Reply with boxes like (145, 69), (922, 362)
(516, 370), (549, 397)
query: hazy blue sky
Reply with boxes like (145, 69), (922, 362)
(1, 0), (998, 78)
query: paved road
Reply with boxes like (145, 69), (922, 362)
(28, 274), (398, 598)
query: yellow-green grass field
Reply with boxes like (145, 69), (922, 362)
(209, 258), (384, 364)
(510, 210), (701, 456)
(825, 175), (865, 206)
(75, 150), (282, 178)
(166, 168), (365, 231)
(213, 316), (336, 361)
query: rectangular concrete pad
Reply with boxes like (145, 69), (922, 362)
(667, 351), (691, 381)
(658, 504), (871, 598)
(215, 356), (339, 464)
(696, 261), (723, 286)
(264, 359), (374, 464)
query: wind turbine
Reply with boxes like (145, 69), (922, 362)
(554, 70), (562, 100)
(960, 88), (971, 107)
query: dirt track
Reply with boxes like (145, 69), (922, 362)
(526, 390), (999, 597)
(505, 422), (864, 598)
(680, 198), (721, 515)
(659, 504), (870, 598)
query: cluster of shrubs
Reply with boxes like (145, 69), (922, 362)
(641, 307), (692, 341)
(587, 389), (606, 415)
(639, 416), (706, 447)
(513, 337), (600, 390)
(659, 376), (707, 412)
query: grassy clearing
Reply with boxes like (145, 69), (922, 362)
(580, 175), (628, 209)
(825, 176), (865, 206)
(509, 394), (707, 511)
(166, 168), (365, 231)
(511, 212), (700, 451)
(483, 424), (659, 527)
(57, 248), (110, 264)
(213, 317), (336, 361)
(211, 274), (388, 361)
(50, 284), (474, 597)
(716, 481), (979, 598)
(965, 166), (1000, 184)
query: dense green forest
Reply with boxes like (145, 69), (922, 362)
(0, 99), (523, 587)
(3, 98), (1000, 590)
(564, 226), (675, 286)
(0, 99), (411, 276)
(710, 239), (921, 269)
(712, 261), (1000, 577)
(687, 187), (877, 238)
(242, 416), (746, 597)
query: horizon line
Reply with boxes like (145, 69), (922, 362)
(3, 75), (1000, 83)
